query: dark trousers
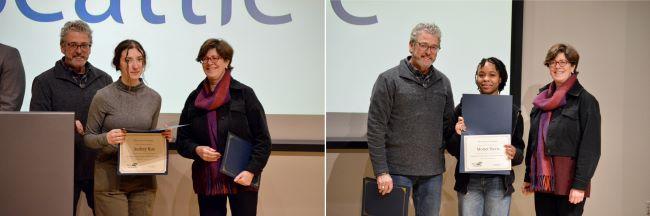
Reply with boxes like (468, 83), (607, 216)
(198, 192), (259, 216)
(73, 179), (95, 215)
(534, 192), (585, 216)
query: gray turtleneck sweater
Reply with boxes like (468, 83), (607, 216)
(84, 79), (161, 191)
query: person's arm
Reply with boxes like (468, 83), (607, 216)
(524, 108), (537, 183)
(442, 78), (456, 149)
(83, 93), (113, 152)
(175, 94), (202, 160)
(150, 95), (161, 130)
(29, 76), (52, 111)
(511, 110), (525, 166)
(0, 47), (25, 111)
(445, 105), (462, 158)
(572, 95), (601, 190)
(243, 87), (271, 175)
(367, 74), (393, 176)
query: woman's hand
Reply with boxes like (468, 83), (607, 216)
(455, 117), (466, 135)
(504, 144), (516, 160)
(234, 171), (254, 186)
(569, 189), (585, 204)
(195, 146), (221, 162)
(161, 129), (173, 142)
(106, 129), (126, 145)
(522, 182), (534, 195)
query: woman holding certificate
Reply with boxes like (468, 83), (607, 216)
(523, 43), (601, 216)
(84, 39), (171, 216)
(176, 38), (272, 216)
(446, 57), (525, 216)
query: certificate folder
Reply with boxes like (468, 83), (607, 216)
(361, 177), (411, 216)
(459, 94), (512, 175)
(220, 133), (260, 188)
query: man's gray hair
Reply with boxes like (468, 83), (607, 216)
(409, 22), (441, 44)
(60, 20), (93, 45)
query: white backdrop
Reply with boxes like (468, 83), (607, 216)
(326, 0), (512, 113)
(0, 0), (324, 115)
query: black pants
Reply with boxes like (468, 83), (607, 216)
(198, 192), (258, 216)
(73, 179), (94, 215)
(534, 192), (585, 216)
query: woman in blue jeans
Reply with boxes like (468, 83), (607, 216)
(446, 57), (525, 216)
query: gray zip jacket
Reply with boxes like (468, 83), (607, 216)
(367, 57), (454, 176)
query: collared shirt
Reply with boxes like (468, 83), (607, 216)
(405, 56), (434, 86)
(61, 57), (89, 88)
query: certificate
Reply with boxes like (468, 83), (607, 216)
(118, 133), (168, 175)
(461, 134), (511, 172)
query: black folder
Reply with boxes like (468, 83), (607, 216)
(220, 133), (260, 188)
(361, 177), (411, 216)
(459, 94), (512, 175)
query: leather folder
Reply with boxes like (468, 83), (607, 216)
(220, 133), (260, 188)
(361, 177), (410, 216)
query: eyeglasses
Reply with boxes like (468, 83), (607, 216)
(200, 56), (223, 64)
(547, 60), (570, 67)
(65, 42), (91, 51)
(415, 41), (441, 52)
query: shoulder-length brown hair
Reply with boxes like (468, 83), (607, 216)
(196, 38), (234, 70)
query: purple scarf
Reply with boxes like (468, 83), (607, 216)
(530, 73), (578, 192)
(193, 70), (233, 195)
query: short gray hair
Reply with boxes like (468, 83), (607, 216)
(409, 22), (441, 44)
(60, 20), (93, 45)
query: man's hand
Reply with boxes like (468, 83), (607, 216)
(75, 120), (85, 135)
(377, 173), (394, 195)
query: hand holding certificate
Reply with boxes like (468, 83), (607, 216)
(117, 124), (187, 175)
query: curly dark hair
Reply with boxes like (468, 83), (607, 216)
(476, 57), (508, 92)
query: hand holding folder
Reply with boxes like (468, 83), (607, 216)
(361, 177), (411, 216)
(220, 133), (261, 188)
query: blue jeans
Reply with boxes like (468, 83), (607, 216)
(392, 174), (443, 216)
(457, 175), (511, 216)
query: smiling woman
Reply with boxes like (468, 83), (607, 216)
(175, 38), (272, 216)
(523, 43), (601, 216)
(111, 40), (147, 88)
(84, 39), (172, 216)
(446, 57), (525, 216)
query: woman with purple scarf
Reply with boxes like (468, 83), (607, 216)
(522, 43), (601, 215)
(176, 38), (271, 216)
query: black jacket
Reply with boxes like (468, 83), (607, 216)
(524, 81), (601, 190)
(176, 78), (271, 176)
(446, 101), (525, 195)
(30, 59), (113, 180)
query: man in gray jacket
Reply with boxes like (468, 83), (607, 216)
(367, 22), (454, 216)
(30, 20), (113, 215)
(0, 43), (26, 111)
